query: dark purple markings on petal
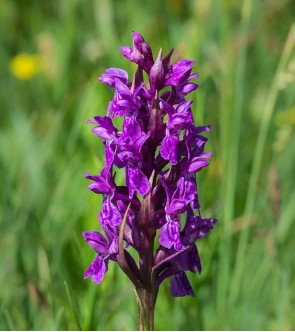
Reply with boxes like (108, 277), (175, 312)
(166, 177), (196, 215)
(99, 68), (128, 88)
(127, 164), (150, 198)
(166, 200), (186, 215)
(160, 133), (179, 165)
(159, 216), (183, 251)
(110, 98), (126, 118)
(84, 256), (107, 284)
(122, 116), (143, 142)
(100, 197), (122, 227)
(170, 271), (194, 297)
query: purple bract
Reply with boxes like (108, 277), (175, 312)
(83, 32), (216, 299)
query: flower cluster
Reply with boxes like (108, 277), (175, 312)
(83, 32), (216, 297)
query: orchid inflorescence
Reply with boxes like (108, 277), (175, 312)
(83, 32), (216, 329)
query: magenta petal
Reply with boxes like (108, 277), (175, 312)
(159, 217), (183, 251)
(120, 46), (134, 61)
(114, 78), (131, 95)
(127, 165), (150, 198)
(182, 82), (198, 94)
(84, 256), (107, 284)
(165, 60), (194, 86)
(92, 126), (113, 140)
(188, 159), (209, 173)
(122, 116), (143, 141)
(88, 182), (112, 195)
(166, 200), (186, 215)
(99, 68), (128, 87)
(101, 198), (122, 227)
(82, 231), (109, 254)
(160, 134), (179, 165)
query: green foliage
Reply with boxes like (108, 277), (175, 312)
(1, 0), (295, 330)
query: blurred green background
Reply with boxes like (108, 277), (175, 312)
(1, 0), (295, 330)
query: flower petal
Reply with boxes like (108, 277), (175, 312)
(127, 164), (150, 198)
(84, 256), (107, 284)
(82, 231), (109, 254)
(160, 133), (179, 165)
(170, 271), (194, 297)
(99, 68), (128, 88)
(159, 216), (183, 251)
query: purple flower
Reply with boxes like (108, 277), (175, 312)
(99, 68), (128, 87)
(160, 130), (179, 165)
(121, 32), (154, 73)
(83, 32), (216, 306)
(83, 229), (117, 284)
(159, 214), (183, 251)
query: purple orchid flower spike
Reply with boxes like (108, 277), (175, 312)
(83, 32), (217, 331)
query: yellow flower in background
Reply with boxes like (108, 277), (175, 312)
(10, 53), (41, 80)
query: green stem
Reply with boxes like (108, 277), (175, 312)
(136, 287), (155, 331)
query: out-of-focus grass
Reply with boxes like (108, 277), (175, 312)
(1, 0), (295, 330)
